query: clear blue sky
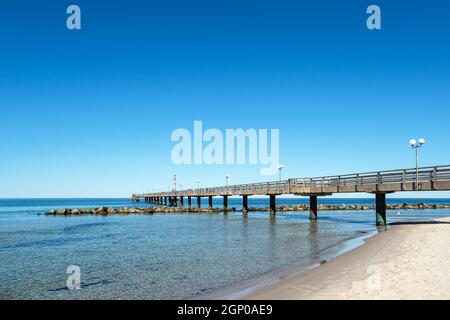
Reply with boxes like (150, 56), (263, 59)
(0, 0), (449, 198)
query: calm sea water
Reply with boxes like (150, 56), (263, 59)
(1, 197), (450, 300)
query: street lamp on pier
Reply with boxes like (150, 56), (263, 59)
(409, 138), (426, 189)
(277, 164), (284, 182)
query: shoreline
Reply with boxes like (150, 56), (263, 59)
(197, 229), (377, 300)
(242, 217), (450, 300)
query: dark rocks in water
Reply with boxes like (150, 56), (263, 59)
(43, 202), (450, 216)
(44, 205), (235, 216)
(97, 206), (107, 214)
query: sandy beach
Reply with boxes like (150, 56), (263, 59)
(245, 217), (450, 300)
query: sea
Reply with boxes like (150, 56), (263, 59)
(1, 197), (449, 299)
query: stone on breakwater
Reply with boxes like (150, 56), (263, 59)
(44, 203), (450, 216)
(44, 205), (235, 216)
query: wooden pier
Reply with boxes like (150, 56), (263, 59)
(132, 165), (450, 226)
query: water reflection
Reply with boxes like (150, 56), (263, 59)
(308, 220), (319, 256)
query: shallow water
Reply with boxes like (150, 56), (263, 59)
(1, 198), (449, 299)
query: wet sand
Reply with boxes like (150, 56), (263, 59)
(245, 217), (450, 300)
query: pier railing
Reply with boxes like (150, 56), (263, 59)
(289, 165), (450, 193)
(134, 165), (450, 226)
(179, 180), (290, 197)
(135, 165), (450, 198)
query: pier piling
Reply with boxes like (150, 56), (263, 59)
(208, 196), (213, 209)
(269, 195), (276, 215)
(242, 195), (249, 214)
(223, 195), (228, 212)
(310, 195), (318, 220)
(376, 193), (387, 227)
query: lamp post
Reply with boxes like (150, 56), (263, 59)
(409, 138), (426, 189)
(277, 164), (284, 182)
(197, 180), (200, 192)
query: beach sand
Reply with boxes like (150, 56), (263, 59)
(245, 217), (450, 300)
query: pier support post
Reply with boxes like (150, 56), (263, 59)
(269, 195), (276, 215)
(197, 196), (201, 208)
(375, 193), (387, 227)
(242, 195), (248, 214)
(159, 197), (163, 204)
(223, 195), (228, 212)
(310, 195), (318, 220)
(180, 196), (184, 207)
(164, 197), (167, 206)
(208, 196), (213, 209)
(188, 196), (192, 208)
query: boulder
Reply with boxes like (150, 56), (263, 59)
(417, 202), (427, 209)
(143, 208), (154, 214)
(71, 209), (80, 215)
(97, 206), (108, 213)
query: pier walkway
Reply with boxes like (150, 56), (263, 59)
(132, 165), (450, 226)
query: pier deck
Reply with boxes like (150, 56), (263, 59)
(132, 165), (450, 226)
